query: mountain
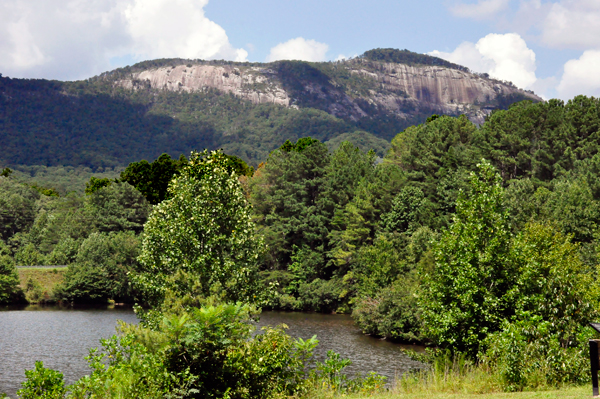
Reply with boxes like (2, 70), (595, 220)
(0, 48), (541, 169)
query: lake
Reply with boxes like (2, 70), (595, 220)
(0, 306), (424, 397)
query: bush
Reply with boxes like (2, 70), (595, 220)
(484, 317), (592, 391)
(17, 361), (65, 399)
(70, 304), (317, 398)
(352, 274), (423, 342)
(298, 278), (344, 313)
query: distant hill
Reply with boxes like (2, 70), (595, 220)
(0, 48), (541, 169)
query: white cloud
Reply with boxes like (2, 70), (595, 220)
(266, 38), (329, 62)
(0, 0), (246, 80)
(430, 33), (537, 89)
(450, 0), (511, 20)
(124, 0), (247, 62)
(557, 50), (600, 99)
(540, 1), (600, 49)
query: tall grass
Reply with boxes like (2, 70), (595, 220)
(394, 352), (501, 395)
(301, 351), (589, 399)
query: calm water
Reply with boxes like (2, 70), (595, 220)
(0, 305), (139, 397)
(256, 311), (425, 380)
(0, 307), (424, 397)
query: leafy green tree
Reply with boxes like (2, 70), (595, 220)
(85, 176), (113, 194)
(0, 177), (39, 241)
(135, 150), (263, 307)
(381, 186), (425, 233)
(420, 160), (514, 357)
(0, 254), (23, 304)
(55, 231), (140, 303)
(120, 153), (187, 205)
(85, 181), (151, 233)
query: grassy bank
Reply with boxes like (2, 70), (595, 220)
(307, 386), (589, 399)
(17, 267), (66, 303)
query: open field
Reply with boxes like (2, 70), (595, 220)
(17, 267), (66, 303)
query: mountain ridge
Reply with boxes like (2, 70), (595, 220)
(0, 48), (541, 169)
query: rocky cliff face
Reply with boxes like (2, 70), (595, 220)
(114, 57), (541, 127)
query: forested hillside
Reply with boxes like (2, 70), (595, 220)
(0, 48), (539, 175)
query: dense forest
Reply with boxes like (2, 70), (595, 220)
(3, 95), (600, 396)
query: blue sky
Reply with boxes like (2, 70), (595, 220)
(1, 0), (599, 100)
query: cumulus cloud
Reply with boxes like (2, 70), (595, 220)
(266, 38), (329, 62)
(540, 1), (600, 49)
(0, 0), (246, 80)
(124, 0), (247, 62)
(430, 33), (537, 89)
(557, 50), (600, 99)
(450, 0), (511, 20)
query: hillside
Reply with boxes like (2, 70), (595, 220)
(0, 48), (541, 169)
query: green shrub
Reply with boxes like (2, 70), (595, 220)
(298, 278), (343, 312)
(17, 361), (65, 399)
(352, 273), (423, 342)
(70, 303), (318, 398)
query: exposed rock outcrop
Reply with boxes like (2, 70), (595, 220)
(114, 57), (541, 127)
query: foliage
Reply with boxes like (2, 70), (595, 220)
(352, 273), (423, 342)
(70, 304), (316, 399)
(361, 48), (470, 71)
(250, 138), (330, 270)
(120, 153), (187, 205)
(381, 186), (425, 233)
(0, 177), (39, 241)
(85, 181), (150, 233)
(420, 161), (514, 357)
(135, 150), (263, 308)
(324, 131), (391, 158)
(17, 361), (66, 399)
(55, 231), (140, 303)
(0, 254), (23, 304)
(85, 176), (112, 194)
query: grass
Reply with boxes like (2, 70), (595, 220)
(302, 351), (592, 399)
(17, 267), (66, 303)
(323, 386), (590, 399)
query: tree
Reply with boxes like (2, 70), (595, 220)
(85, 181), (151, 233)
(0, 254), (24, 304)
(55, 231), (141, 303)
(420, 160), (514, 357)
(85, 177), (112, 195)
(120, 153), (187, 205)
(0, 178), (39, 241)
(250, 138), (330, 269)
(134, 150), (263, 307)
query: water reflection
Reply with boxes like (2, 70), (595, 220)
(256, 311), (425, 381)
